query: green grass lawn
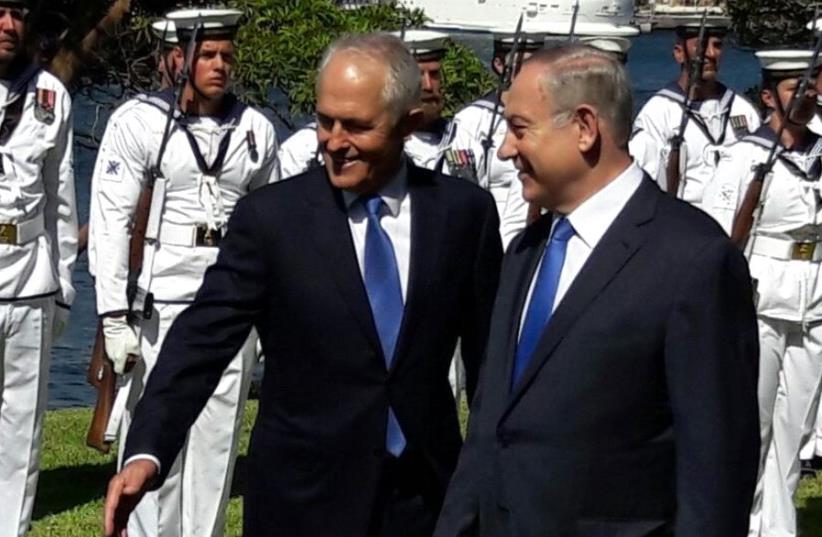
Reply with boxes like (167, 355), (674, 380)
(31, 402), (822, 536)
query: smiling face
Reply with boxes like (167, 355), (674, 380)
(497, 62), (586, 211)
(0, 6), (24, 71)
(190, 39), (234, 100)
(674, 35), (723, 83)
(316, 50), (418, 194)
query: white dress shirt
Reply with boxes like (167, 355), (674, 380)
(342, 162), (412, 302)
(519, 163), (644, 335)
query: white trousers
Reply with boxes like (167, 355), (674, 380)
(799, 399), (822, 460)
(749, 317), (822, 537)
(120, 303), (256, 537)
(0, 297), (54, 537)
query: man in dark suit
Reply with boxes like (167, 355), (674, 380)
(103, 33), (502, 537)
(433, 45), (760, 537)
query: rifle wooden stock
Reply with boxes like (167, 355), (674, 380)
(665, 143), (683, 197)
(731, 176), (764, 248)
(128, 180), (154, 283)
(85, 322), (115, 454)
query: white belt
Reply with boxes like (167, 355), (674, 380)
(0, 212), (45, 245)
(159, 222), (222, 248)
(750, 235), (822, 262)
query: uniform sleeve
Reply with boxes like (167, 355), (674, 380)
(701, 144), (754, 235)
(499, 176), (529, 250)
(251, 120), (281, 189)
(664, 239), (759, 537)
(277, 126), (319, 179)
(42, 88), (78, 308)
(88, 107), (149, 315)
(631, 99), (673, 190)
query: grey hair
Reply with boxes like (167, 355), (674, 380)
(317, 33), (421, 119)
(528, 45), (634, 148)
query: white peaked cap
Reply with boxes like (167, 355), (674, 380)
(151, 19), (178, 45)
(391, 29), (449, 59)
(579, 36), (632, 55)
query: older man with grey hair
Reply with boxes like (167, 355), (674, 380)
(103, 32), (502, 537)
(434, 44), (759, 537)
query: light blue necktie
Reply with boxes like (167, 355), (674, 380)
(512, 217), (575, 387)
(362, 195), (407, 457)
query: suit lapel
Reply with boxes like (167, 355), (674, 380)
(503, 179), (660, 417)
(390, 166), (446, 373)
(305, 171), (384, 357)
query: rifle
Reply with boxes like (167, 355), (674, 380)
(86, 20), (204, 454)
(568, 0), (580, 43)
(481, 12), (524, 176)
(731, 34), (822, 250)
(664, 10), (709, 197)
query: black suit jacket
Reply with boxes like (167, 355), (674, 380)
(434, 177), (760, 537)
(123, 163), (502, 536)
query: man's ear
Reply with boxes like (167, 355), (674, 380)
(574, 105), (600, 153)
(398, 107), (425, 137)
(761, 88), (776, 112)
(672, 42), (686, 66)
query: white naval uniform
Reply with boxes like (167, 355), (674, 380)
(630, 82), (761, 210)
(277, 120), (456, 178)
(0, 66), (77, 537)
(705, 126), (822, 537)
(803, 112), (822, 463)
(450, 93), (529, 248)
(88, 91), (279, 537)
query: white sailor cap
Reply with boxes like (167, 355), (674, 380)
(755, 50), (822, 79)
(492, 28), (545, 55)
(579, 36), (632, 57)
(391, 29), (449, 61)
(166, 7), (243, 42)
(674, 23), (729, 39)
(151, 19), (178, 47)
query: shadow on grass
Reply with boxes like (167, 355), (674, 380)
(800, 497), (822, 537)
(32, 461), (116, 521)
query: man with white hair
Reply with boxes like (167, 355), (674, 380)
(104, 32), (501, 537)
(434, 45), (759, 537)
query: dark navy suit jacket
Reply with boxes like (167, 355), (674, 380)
(434, 177), (760, 537)
(123, 163), (502, 536)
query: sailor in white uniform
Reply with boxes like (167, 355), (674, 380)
(705, 50), (822, 537)
(447, 31), (544, 249)
(278, 30), (456, 177)
(88, 9), (279, 537)
(0, 2), (78, 536)
(630, 24), (760, 210)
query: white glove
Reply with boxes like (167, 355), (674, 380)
(256, 337), (265, 364)
(102, 315), (141, 374)
(52, 304), (70, 342)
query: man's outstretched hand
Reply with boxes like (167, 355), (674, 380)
(103, 459), (158, 537)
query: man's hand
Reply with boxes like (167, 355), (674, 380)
(102, 315), (140, 374)
(103, 459), (157, 537)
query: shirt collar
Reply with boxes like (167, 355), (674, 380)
(560, 162), (644, 249)
(341, 159), (408, 217)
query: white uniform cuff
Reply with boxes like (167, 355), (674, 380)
(123, 454), (161, 475)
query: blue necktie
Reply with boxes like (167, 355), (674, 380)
(362, 195), (407, 457)
(512, 217), (575, 387)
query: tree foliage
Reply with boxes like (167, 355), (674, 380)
(729, 0), (819, 47)
(30, 0), (494, 127)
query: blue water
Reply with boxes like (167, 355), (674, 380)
(49, 30), (762, 409)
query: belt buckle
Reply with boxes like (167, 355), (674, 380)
(0, 223), (17, 245)
(792, 241), (816, 261)
(195, 226), (221, 247)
